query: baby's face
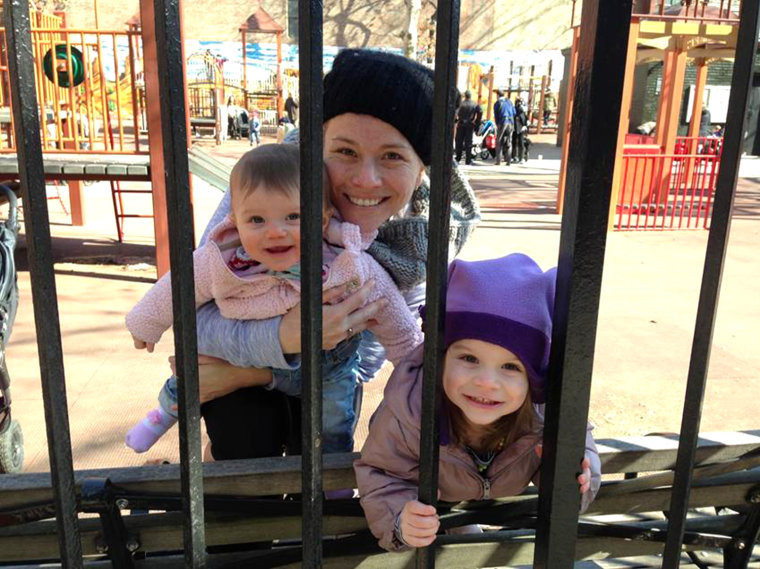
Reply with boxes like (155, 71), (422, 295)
(232, 187), (302, 272)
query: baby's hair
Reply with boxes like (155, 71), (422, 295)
(229, 143), (331, 213)
(446, 391), (536, 453)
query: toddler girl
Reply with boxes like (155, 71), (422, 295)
(125, 144), (422, 453)
(354, 253), (601, 551)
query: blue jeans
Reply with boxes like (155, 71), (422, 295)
(272, 334), (361, 453)
(158, 334), (361, 453)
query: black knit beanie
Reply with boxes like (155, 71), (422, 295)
(324, 49), (434, 165)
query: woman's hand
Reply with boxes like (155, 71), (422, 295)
(169, 355), (272, 404)
(278, 279), (389, 354)
(398, 500), (440, 548)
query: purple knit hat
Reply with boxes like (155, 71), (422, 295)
(441, 254), (556, 404)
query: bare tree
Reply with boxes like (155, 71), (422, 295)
(402, 0), (423, 59)
(33, 0), (71, 11)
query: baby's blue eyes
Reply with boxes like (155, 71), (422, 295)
(251, 216), (264, 224)
(502, 362), (522, 372)
(286, 213), (300, 221)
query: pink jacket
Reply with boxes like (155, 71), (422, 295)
(126, 217), (422, 364)
(354, 344), (601, 551)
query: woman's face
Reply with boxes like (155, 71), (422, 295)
(323, 113), (426, 234)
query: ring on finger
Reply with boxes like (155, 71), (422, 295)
(346, 326), (354, 337)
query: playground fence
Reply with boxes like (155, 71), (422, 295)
(616, 136), (723, 230)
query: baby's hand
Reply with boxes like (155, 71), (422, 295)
(132, 334), (155, 353)
(535, 445), (592, 495)
(577, 456), (592, 494)
(398, 500), (439, 548)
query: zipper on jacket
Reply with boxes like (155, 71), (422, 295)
(482, 477), (491, 500)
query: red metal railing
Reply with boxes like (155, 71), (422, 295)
(0, 26), (147, 154)
(571, 0), (741, 27)
(616, 137), (723, 230)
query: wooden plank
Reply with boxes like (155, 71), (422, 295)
(105, 164), (128, 176)
(0, 512), (368, 561)
(0, 453), (357, 510)
(1, 433), (759, 512)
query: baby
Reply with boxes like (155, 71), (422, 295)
(125, 144), (422, 454)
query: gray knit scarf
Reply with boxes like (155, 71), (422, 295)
(368, 163), (481, 291)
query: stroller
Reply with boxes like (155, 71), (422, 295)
(0, 183), (22, 473)
(472, 119), (497, 160)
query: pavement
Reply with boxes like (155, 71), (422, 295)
(4, 133), (760, 473)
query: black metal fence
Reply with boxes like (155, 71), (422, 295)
(1, 0), (759, 567)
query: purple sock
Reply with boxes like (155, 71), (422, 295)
(125, 407), (177, 453)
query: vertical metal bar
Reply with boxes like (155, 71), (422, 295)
(63, 36), (80, 150)
(81, 33), (95, 151)
(643, 156), (658, 229)
(662, 0), (760, 564)
(128, 31), (140, 153)
(533, 0), (631, 566)
(3, 0), (83, 567)
(152, 0), (206, 566)
(111, 33), (125, 150)
(96, 34), (112, 151)
(297, 0), (323, 566)
(619, 155), (631, 229)
(416, 1), (461, 568)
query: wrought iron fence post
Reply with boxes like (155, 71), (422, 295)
(3, 0), (83, 566)
(662, 0), (760, 565)
(298, 0), (324, 566)
(152, 0), (206, 565)
(534, 0), (632, 566)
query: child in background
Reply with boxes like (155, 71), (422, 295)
(249, 109), (261, 146)
(125, 144), (422, 454)
(354, 254), (601, 551)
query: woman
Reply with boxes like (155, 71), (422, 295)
(194, 49), (481, 460)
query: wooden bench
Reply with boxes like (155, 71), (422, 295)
(0, 153), (151, 183)
(0, 431), (758, 567)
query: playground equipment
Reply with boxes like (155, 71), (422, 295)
(478, 66), (558, 135)
(558, 0), (742, 231)
(240, 7), (284, 121)
(0, 14), (146, 154)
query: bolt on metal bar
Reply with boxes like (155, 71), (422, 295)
(298, 0), (324, 566)
(415, 1), (461, 568)
(152, 0), (206, 566)
(661, 0), (760, 566)
(533, 0), (631, 567)
(2, 0), (84, 566)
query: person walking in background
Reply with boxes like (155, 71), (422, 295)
(512, 98), (529, 164)
(543, 89), (557, 126)
(454, 90), (478, 165)
(494, 89), (515, 166)
(285, 94), (299, 125)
